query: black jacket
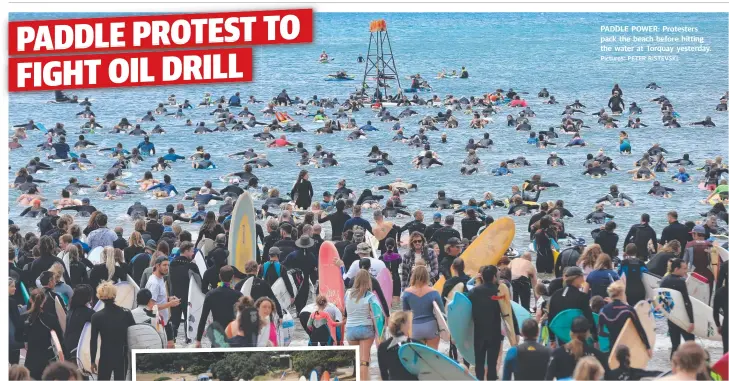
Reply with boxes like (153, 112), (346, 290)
(196, 286), (243, 341)
(146, 219), (164, 242)
(168, 256), (201, 305)
(545, 343), (608, 380)
(659, 221), (690, 251)
(468, 283), (503, 340)
(377, 338), (418, 380)
(623, 223), (657, 260)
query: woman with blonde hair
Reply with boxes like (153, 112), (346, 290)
(377, 311), (417, 380)
(584, 253), (619, 298)
(647, 239), (681, 275)
(345, 269), (377, 380)
(597, 281), (651, 354)
(50, 262), (73, 303)
(88, 247), (126, 292)
(572, 356), (605, 381)
(577, 244), (602, 275)
(545, 316), (608, 380)
(124, 231), (145, 263)
(89, 281), (135, 379)
(402, 265), (444, 349)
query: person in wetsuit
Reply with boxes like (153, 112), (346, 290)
(90, 281), (135, 380)
(660, 258), (696, 357)
(502, 318), (551, 380)
(468, 265), (502, 380)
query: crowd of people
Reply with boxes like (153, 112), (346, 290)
(8, 81), (729, 380)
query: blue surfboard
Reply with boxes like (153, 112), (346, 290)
(398, 342), (476, 380)
(447, 292), (475, 365)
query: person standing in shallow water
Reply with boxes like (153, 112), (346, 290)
(291, 169), (314, 210)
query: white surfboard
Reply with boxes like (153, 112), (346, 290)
(76, 322), (101, 374)
(433, 300), (450, 342)
(272, 272), (298, 312)
(642, 272), (661, 299)
(653, 287), (723, 341)
(365, 231), (380, 258)
(193, 251), (208, 275)
(686, 272), (711, 305)
(187, 272), (212, 341)
(87, 246), (103, 264)
(55, 297), (66, 333)
(241, 276), (254, 297)
(127, 324), (164, 350)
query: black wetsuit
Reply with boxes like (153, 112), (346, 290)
(90, 301), (135, 380)
(196, 284), (243, 341)
(468, 283), (503, 380)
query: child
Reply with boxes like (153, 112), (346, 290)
(672, 167), (691, 183)
(306, 295), (343, 346)
(590, 295), (606, 313)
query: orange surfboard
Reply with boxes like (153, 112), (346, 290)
(318, 241), (345, 312)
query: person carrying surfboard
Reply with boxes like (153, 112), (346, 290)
(376, 311), (418, 380)
(598, 282), (652, 356)
(195, 266), (242, 348)
(660, 258), (695, 358)
(684, 225), (716, 299)
(89, 281), (136, 380)
(547, 267), (598, 346)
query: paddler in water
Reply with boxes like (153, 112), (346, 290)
(320, 50), (329, 62)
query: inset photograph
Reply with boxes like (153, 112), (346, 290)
(133, 347), (358, 381)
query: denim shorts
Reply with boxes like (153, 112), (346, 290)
(345, 325), (375, 341)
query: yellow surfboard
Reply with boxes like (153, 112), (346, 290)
(228, 192), (256, 268)
(460, 217), (516, 276)
(434, 275), (446, 294)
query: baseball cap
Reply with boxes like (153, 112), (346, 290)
(323, 191), (332, 197)
(433, 212), (442, 219)
(446, 237), (463, 246)
(145, 239), (157, 250)
(692, 225), (706, 235)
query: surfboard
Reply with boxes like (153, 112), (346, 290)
(277, 310), (295, 347)
(193, 250), (208, 274)
(608, 300), (655, 369)
(127, 324), (164, 350)
(447, 292), (475, 364)
(301, 302), (342, 344)
(712, 353), (728, 380)
(686, 272), (711, 305)
(94, 281), (137, 311)
(365, 231), (380, 257)
(318, 241), (345, 312)
(50, 330), (64, 362)
(376, 268), (394, 309)
(20, 282), (29, 304)
(511, 301), (531, 331)
(498, 283), (517, 345)
(240, 276), (254, 297)
(272, 271), (298, 312)
(88, 246), (103, 264)
(549, 308), (583, 343)
(55, 296), (67, 333)
(369, 294), (386, 344)
(634, 300), (657, 349)
(310, 369), (318, 381)
(299, 377), (307, 381)
(446, 283), (464, 303)
(398, 342), (476, 380)
(187, 272), (212, 340)
(459, 217), (515, 276)
(228, 192), (257, 268)
(320, 371), (331, 381)
(653, 288), (723, 341)
(196, 238), (215, 257)
(432, 300), (450, 342)
(641, 272), (661, 299)
(76, 322), (100, 374)
(433, 275), (446, 294)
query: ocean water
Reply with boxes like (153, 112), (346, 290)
(9, 12), (728, 374)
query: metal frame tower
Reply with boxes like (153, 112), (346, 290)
(361, 19), (401, 98)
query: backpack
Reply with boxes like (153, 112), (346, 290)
(263, 261), (281, 278)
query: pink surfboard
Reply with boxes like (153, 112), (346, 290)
(376, 268), (394, 309)
(318, 241), (345, 312)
